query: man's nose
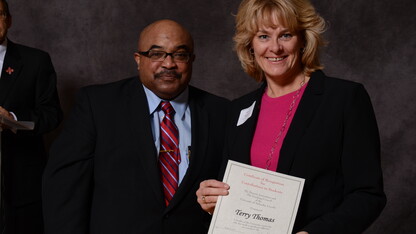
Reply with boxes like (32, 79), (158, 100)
(161, 54), (177, 69)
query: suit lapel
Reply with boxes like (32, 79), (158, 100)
(277, 71), (325, 173)
(126, 81), (164, 205)
(0, 40), (23, 105)
(165, 87), (209, 211)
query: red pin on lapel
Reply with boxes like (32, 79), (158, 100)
(5, 67), (14, 75)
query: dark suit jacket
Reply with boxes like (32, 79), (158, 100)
(0, 40), (62, 232)
(224, 71), (386, 234)
(43, 77), (229, 234)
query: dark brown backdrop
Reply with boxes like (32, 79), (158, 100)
(7, 0), (416, 233)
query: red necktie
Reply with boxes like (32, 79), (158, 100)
(159, 101), (180, 206)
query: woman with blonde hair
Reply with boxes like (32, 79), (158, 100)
(196, 0), (386, 233)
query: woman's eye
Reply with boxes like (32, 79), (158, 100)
(280, 33), (293, 40)
(258, 35), (269, 39)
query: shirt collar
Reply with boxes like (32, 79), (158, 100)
(142, 84), (189, 118)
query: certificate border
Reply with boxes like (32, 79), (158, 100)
(209, 160), (304, 234)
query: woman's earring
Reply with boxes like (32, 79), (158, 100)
(249, 48), (254, 55)
(300, 47), (305, 54)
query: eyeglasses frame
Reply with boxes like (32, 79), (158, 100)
(137, 49), (193, 63)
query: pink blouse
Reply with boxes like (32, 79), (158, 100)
(250, 83), (307, 171)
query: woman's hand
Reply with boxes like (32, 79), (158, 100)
(196, 179), (230, 214)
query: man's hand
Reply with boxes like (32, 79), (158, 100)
(0, 106), (13, 119)
(0, 106), (14, 130)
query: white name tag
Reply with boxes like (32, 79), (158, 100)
(236, 101), (256, 126)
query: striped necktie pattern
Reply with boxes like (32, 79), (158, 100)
(159, 101), (181, 206)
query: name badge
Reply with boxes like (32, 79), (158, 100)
(237, 101), (256, 126)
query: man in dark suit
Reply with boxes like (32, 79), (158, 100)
(43, 19), (229, 234)
(0, 0), (62, 233)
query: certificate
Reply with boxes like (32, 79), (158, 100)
(0, 113), (34, 132)
(208, 160), (304, 234)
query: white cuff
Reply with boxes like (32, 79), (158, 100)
(9, 112), (17, 121)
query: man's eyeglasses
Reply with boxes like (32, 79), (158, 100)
(138, 50), (192, 63)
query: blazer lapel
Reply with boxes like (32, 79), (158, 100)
(230, 84), (265, 165)
(126, 81), (164, 205)
(277, 71), (325, 173)
(0, 40), (23, 105)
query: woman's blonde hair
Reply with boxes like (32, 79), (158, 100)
(234, 0), (326, 81)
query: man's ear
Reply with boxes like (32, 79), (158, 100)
(134, 52), (141, 70)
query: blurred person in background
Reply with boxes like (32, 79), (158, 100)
(0, 0), (62, 233)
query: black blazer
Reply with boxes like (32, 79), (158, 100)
(43, 77), (229, 234)
(224, 71), (386, 234)
(0, 40), (62, 231)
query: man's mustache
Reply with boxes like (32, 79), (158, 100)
(155, 70), (182, 79)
